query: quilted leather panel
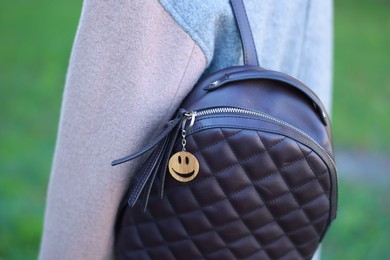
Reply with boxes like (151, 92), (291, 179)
(115, 128), (332, 260)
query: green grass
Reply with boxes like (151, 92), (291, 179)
(0, 0), (389, 259)
(332, 0), (390, 151)
(322, 179), (390, 260)
(0, 0), (82, 259)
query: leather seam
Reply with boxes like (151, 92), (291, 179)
(298, 144), (328, 196)
(118, 186), (329, 255)
(257, 133), (312, 257)
(297, 143), (330, 236)
(218, 128), (271, 257)
(189, 130), (243, 257)
(191, 129), (243, 153)
(166, 131), (288, 193)
(117, 133), (329, 257)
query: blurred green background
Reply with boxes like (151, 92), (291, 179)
(0, 0), (389, 259)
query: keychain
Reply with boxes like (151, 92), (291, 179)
(168, 112), (199, 182)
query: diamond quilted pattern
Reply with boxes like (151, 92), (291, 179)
(179, 211), (213, 236)
(214, 166), (252, 195)
(228, 186), (263, 213)
(253, 173), (291, 201)
(115, 128), (332, 260)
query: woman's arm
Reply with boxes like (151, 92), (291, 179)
(39, 1), (206, 259)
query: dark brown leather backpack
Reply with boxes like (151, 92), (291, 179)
(112, 0), (337, 259)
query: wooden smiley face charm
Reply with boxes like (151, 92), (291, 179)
(168, 151), (199, 182)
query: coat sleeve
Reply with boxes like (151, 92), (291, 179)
(38, 0), (206, 259)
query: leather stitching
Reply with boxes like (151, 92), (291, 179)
(119, 193), (328, 256)
(192, 129), (243, 153)
(190, 129), (248, 257)
(218, 128), (271, 258)
(167, 131), (287, 193)
(258, 133), (315, 258)
(124, 133), (327, 223)
(117, 130), (330, 259)
(121, 134), (328, 225)
(298, 143), (327, 197)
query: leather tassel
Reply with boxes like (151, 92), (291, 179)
(111, 111), (185, 207)
(139, 134), (170, 211)
(158, 120), (182, 198)
(127, 139), (167, 207)
(111, 112), (184, 166)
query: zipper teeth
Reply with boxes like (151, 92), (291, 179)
(196, 107), (336, 167)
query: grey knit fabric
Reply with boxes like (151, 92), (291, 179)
(159, 0), (333, 110)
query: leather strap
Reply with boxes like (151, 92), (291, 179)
(231, 0), (260, 66)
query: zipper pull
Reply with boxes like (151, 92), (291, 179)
(168, 111), (199, 182)
(181, 111), (196, 152)
(182, 111), (197, 136)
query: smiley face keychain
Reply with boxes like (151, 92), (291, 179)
(168, 151), (199, 182)
(168, 112), (200, 182)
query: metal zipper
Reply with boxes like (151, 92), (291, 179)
(184, 107), (336, 169)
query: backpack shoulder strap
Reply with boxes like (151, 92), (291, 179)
(231, 0), (260, 66)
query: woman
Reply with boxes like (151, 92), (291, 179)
(39, 0), (332, 258)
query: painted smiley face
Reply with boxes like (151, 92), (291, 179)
(168, 151), (199, 182)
